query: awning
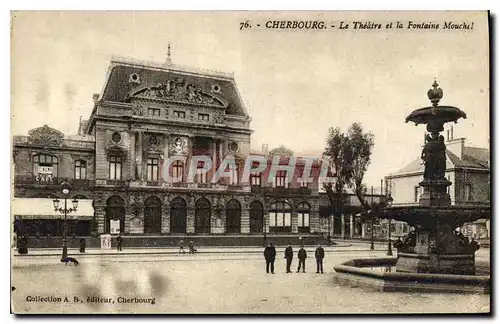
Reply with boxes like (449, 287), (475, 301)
(11, 198), (94, 220)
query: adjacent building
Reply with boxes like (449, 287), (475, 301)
(385, 126), (490, 244)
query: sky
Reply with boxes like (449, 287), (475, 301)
(10, 11), (490, 188)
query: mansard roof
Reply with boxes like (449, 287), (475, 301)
(99, 57), (248, 117)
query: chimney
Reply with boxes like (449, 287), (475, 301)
(262, 144), (269, 155)
(447, 137), (465, 159)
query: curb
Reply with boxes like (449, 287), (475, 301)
(12, 248), (388, 257)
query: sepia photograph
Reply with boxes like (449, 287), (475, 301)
(10, 10), (490, 314)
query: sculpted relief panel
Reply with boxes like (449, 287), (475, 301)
(128, 79), (227, 108)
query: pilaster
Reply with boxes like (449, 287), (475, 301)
(291, 209), (298, 234)
(341, 214), (345, 239)
(161, 205), (170, 234)
(241, 208), (250, 234)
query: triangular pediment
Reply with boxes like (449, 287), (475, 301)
(127, 81), (227, 108)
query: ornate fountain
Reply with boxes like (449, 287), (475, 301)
(333, 81), (490, 293)
(378, 80), (489, 274)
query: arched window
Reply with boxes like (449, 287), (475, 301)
(195, 198), (211, 233)
(170, 197), (187, 233)
(297, 202), (311, 233)
(226, 199), (241, 233)
(33, 154), (58, 184)
(269, 201), (292, 233)
(144, 196), (162, 234)
(105, 196), (125, 234)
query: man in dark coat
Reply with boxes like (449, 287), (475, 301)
(79, 237), (86, 253)
(284, 243), (293, 273)
(116, 235), (123, 251)
(263, 243), (276, 274)
(315, 244), (325, 273)
(297, 245), (307, 273)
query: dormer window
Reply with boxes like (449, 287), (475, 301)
(148, 108), (161, 116)
(174, 111), (186, 118)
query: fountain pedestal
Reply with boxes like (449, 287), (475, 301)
(418, 179), (451, 207)
(396, 231), (476, 275)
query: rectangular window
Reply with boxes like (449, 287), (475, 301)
(275, 171), (287, 188)
(109, 155), (122, 180)
(250, 173), (261, 186)
(148, 108), (161, 116)
(172, 161), (184, 182)
(464, 184), (472, 201)
(147, 158), (159, 182)
(269, 213), (276, 227)
(230, 164), (239, 185)
(198, 113), (209, 121)
(74, 160), (87, 180)
(284, 212), (291, 227)
(298, 213), (310, 227)
(196, 161), (207, 184)
(276, 213), (284, 227)
(414, 186), (419, 202)
(174, 110), (186, 118)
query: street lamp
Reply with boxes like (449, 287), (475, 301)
(53, 181), (78, 259)
(386, 195), (394, 256)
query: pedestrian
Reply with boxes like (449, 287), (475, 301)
(297, 245), (307, 273)
(263, 242), (276, 274)
(79, 237), (86, 253)
(179, 240), (185, 254)
(188, 240), (197, 254)
(116, 234), (122, 251)
(315, 244), (325, 274)
(284, 242), (293, 273)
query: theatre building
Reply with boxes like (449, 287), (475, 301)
(12, 56), (326, 246)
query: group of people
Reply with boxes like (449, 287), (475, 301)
(178, 240), (197, 254)
(264, 243), (325, 274)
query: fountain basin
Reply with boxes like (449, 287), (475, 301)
(333, 257), (490, 294)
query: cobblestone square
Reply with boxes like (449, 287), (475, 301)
(11, 248), (490, 314)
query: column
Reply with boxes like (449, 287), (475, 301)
(350, 214), (354, 238)
(224, 138), (229, 157)
(241, 208), (250, 234)
(218, 141), (223, 165)
(136, 131), (143, 181)
(162, 134), (169, 182)
(362, 223), (366, 238)
(264, 213), (270, 234)
(212, 138), (217, 182)
(331, 214), (334, 237)
(341, 214), (345, 239)
(185, 136), (193, 184)
(129, 131), (136, 180)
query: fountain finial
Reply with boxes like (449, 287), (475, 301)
(427, 79), (443, 107)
